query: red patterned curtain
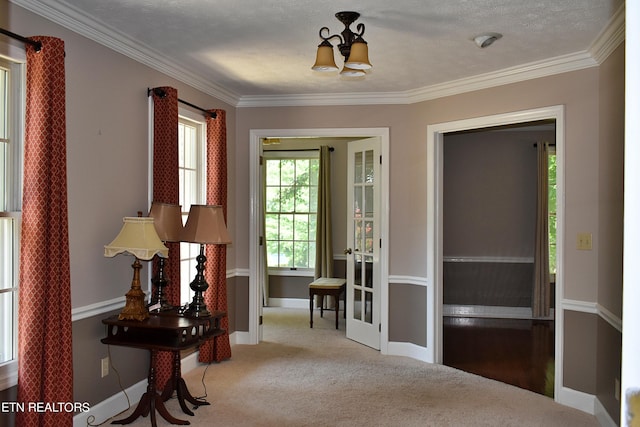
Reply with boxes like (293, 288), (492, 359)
(150, 87), (180, 388)
(199, 109), (231, 363)
(17, 36), (73, 427)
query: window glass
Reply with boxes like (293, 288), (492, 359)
(264, 152), (319, 269)
(0, 57), (22, 386)
(178, 116), (204, 306)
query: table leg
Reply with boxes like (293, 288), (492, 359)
(334, 294), (339, 329)
(162, 350), (210, 416)
(309, 292), (314, 328)
(112, 349), (189, 426)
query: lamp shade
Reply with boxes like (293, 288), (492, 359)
(312, 41), (339, 71)
(148, 202), (183, 242)
(181, 205), (232, 245)
(344, 37), (372, 70)
(104, 217), (169, 260)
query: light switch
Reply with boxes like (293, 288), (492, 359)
(577, 232), (593, 250)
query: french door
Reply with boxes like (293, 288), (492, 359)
(346, 138), (381, 349)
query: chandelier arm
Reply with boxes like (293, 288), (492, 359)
(355, 23), (366, 37)
(319, 27), (344, 45)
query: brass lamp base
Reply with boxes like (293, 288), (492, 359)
(118, 258), (150, 321)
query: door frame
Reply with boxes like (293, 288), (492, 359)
(426, 106), (565, 398)
(249, 128), (390, 352)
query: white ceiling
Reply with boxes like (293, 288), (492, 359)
(12, 0), (624, 106)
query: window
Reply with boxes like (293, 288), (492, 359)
(0, 57), (24, 389)
(548, 148), (557, 279)
(264, 152), (319, 270)
(177, 114), (205, 306)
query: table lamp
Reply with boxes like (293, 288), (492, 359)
(180, 205), (231, 318)
(105, 215), (169, 321)
(147, 202), (183, 312)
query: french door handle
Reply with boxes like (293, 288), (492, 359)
(343, 248), (352, 255)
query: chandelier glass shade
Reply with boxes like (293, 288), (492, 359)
(312, 11), (372, 76)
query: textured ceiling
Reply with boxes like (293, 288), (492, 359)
(11, 0), (624, 105)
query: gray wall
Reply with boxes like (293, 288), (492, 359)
(73, 310), (148, 407)
(442, 128), (554, 309)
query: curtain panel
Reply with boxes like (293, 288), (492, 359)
(532, 142), (551, 318)
(151, 87), (181, 389)
(314, 146), (334, 279)
(17, 36), (73, 427)
(200, 109), (232, 363)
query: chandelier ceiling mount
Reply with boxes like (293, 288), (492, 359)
(312, 11), (372, 77)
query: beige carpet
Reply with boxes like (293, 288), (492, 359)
(118, 307), (599, 426)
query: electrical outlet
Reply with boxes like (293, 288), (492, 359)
(101, 357), (109, 378)
(576, 232), (593, 250)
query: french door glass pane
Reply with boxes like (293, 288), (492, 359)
(354, 152), (363, 184)
(365, 150), (374, 183)
(353, 289), (362, 321)
(364, 290), (373, 323)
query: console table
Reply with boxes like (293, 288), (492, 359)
(101, 311), (225, 426)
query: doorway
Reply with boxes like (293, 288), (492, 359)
(426, 106), (565, 402)
(248, 128), (390, 351)
(440, 121), (556, 396)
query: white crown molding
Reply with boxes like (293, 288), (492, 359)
(10, 0), (625, 108)
(9, 0), (240, 106)
(589, 2), (626, 64)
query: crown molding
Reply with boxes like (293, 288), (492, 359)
(11, 0), (625, 108)
(237, 50), (599, 107)
(589, 2), (626, 64)
(10, 0), (240, 106)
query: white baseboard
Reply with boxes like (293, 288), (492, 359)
(386, 341), (430, 363)
(594, 396), (619, 427)
(267, 298), (308, 309)
(230, 330), (252, 345)
(73, 379), (146, 427)
(443, 304), (555, 320)
(556, 385), (596, 415)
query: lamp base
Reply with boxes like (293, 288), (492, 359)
(183, 300), (211, 318)
(119, 288), (149, 321)
(147, 256), (174, 313)
(183, 245), (211, 318)
(118, 258), (150, 321)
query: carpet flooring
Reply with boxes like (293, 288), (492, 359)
(116, 307), (599, 427)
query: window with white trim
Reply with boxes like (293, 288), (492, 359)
(264, 151), (319, 271)
(0, 57), (24, 390)
(177, 114), (205, 306)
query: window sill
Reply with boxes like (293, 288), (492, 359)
(267, 269), (315, 277)
(0, 360), (18, 391)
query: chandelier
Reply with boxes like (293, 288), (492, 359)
(312, 11), (372, 77)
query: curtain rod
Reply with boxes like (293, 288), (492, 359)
(263, 147), (334, 152)
(147, 87), (216, 119)
(0, 28), (42, 52)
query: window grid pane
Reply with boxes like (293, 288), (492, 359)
(265, 157), (318, 269)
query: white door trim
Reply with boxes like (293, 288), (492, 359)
(249, 128), (390, 354)
(426, 106), (565, 401)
